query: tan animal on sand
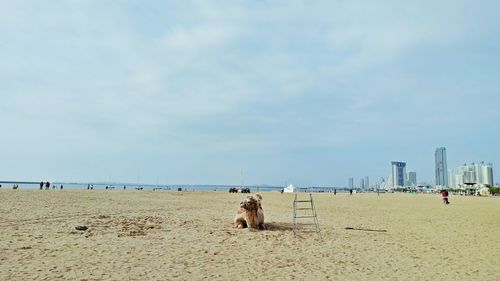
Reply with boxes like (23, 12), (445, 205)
(234, 194), (264, 229)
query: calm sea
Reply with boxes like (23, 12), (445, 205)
(0, 181), (286, 192)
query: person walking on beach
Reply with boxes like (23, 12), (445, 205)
(334, 189), (337, 195)
(40, 181), (43, 190)
(349, 189), (353, 196)
(441, 190), (450, 204)
(45, 181), (50, 190)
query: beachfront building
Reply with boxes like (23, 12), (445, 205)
(435, 147), (448, 187)
(454, 162), (494, 188)
(391, 161), (406, 188)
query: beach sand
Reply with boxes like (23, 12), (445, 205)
(1, 190), (499, 280)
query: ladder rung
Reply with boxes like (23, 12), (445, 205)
(293, 193), (320, 235)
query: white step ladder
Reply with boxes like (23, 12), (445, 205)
(292, 192), (320, 235)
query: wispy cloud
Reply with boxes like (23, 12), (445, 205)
(1, 0), (499, 184)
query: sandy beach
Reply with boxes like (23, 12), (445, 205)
(0, 190), (499, 280)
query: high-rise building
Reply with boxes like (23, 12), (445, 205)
(435, 147), (448, 187)
(483, 164), (494, 186)
(364, 176), (369, 189)
(359, 178), (365, 189)
(348, 178), (354, 189)
(455, 162), (494, 187)
(407, 171), (417, 186)
(391, 161), (406, 187)
(448, 169), (454, 188)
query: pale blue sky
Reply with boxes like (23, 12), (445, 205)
(1, 1), (499, 186)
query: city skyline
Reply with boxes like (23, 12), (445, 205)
(1, 1), (500, 186)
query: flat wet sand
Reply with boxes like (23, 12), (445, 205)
(1, 190), (499, 280)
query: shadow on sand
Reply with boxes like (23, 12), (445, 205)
(264, 222), (294, 231)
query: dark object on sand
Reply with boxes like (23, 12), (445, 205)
(229, 187), (250, 193)
(345, 227), (387, 232)
(75, 225), (88, 231)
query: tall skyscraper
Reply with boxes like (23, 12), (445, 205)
(359, 178), (365, 189)
(435, 147), (448, 187)
(391, 161), (406, 187)
(364, 176), (369, 189)
(348, 178), (354, 189)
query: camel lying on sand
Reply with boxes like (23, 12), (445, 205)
(234, 194), (264, 230)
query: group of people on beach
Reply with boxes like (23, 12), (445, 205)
(39, 181), (50, 190)
(39, 181), (63, 190)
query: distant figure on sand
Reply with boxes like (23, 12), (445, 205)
(349, 189), (353, 195)
(60, 185), (63, 190)
(441, 190), (450, 205)
(45, 181), (50, 190)
(40, 181), (43, 190)
(334, 189), (337, 195)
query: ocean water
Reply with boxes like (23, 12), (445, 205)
(0, 181), (286, 192)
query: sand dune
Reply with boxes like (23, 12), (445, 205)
(1, 190), (499, 280)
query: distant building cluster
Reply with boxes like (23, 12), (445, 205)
(452, 162), (494, 188)
(386, 162), (418, 188)
(434, 147), (494, 189)
(348, 176), (369, 189)
(352, 146), (495, 192)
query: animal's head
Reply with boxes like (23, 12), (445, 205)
(254, 194), (262, 202)
(240, 196), (259, 211)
